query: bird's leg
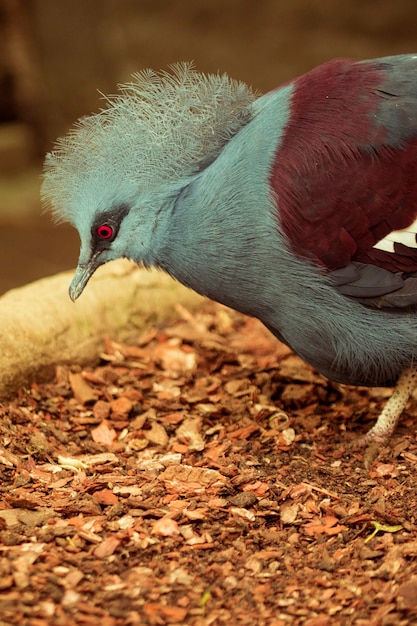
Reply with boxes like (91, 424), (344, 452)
(359, 366), (417, 445)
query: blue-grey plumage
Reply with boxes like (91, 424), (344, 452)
(42, 58), (417, 446)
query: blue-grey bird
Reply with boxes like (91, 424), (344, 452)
(42, 57), (417, 445)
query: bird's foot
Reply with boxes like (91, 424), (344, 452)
(350, 430), (390, 468)
(350, 367), (417, 467)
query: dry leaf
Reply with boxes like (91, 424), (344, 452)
(110, 396), (133, 416)
(280, 501), (299, 525)
(69, 372), (96, 405)
(91, 421), (117, 446)
(304, 515), (348, 537)
(145, 421), (169, 446)
(231, 507), (256, 522)
(160, 464), (227, 495)
(93, 488), (118, 505)
(152, 517), (180, 537)
(176, 417), (205, 451)
(94, 535), (121, 558)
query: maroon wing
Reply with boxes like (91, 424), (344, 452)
(270, 56), (417, 277)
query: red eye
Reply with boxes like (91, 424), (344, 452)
(97, 224), (113, 239)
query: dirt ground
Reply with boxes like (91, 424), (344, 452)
(1, 302), (417, 626)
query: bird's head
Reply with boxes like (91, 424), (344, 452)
(41, 63), (256, 300)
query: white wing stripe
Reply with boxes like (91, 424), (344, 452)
(373, 217), (417, 253)
(384, 231), (417, 246)
(373, 238), (395, 252)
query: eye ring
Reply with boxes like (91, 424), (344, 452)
(96, 224), (114, 240)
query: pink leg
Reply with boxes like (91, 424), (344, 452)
(359, 367), (417, 445)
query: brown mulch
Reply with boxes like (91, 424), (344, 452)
(1, 302), (417, 626)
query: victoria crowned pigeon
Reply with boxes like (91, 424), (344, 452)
(42, 55), (417, 445)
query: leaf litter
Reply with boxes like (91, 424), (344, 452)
(0, 301), (417, 624)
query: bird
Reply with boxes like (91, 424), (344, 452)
(42, 55), (417, 448)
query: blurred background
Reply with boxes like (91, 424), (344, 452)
(0, 0), (416, 294)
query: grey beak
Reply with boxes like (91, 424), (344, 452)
(69, 252), (102, 301)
